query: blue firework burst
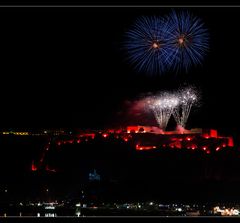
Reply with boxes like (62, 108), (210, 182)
(166, 11), (209, 72)
(124, 16), (175, 74)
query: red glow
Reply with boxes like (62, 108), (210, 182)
(203, 147), (207, 151)
(126, 126), (139, 133)
(136, 144), (157, 150)
(206, 150), (210, 154)
(123, 138), (128, 142)
(31, 161), (37, 171)
(79, 133), (95, 138)
(210, 129), (218, 138)
(186, 137), (191, 141)
(77, 140), (80, 143)
(191, 147), (196, 150)
(103, 134), (108, 138)
(222, 144), (226, 148)
(228, 137), (234, 147)
(57, 142), (61, 146)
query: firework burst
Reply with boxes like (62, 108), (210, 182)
(166, 11), (209, 72)
(124, 16), (175, 74)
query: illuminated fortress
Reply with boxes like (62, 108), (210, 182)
(53, 125), (234, 154)
(124, 126), (234, 152)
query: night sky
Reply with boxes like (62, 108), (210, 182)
(0, 7), (239, 134)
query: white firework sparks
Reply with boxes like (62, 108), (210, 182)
(149, 93), (179, 131)
(172, 86), (198, 129)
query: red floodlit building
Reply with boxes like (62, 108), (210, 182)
(126, 126), (162, 134)
(44, 126), (234, 153)
(124, 126), (234, 151)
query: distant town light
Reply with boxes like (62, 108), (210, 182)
(45, 206), (55, 210)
